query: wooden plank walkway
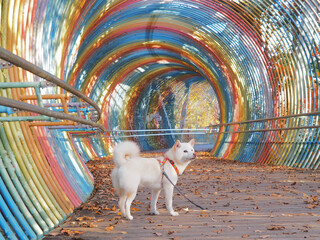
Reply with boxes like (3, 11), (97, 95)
(45, 153), (320, 239)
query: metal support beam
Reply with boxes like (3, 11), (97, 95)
(0, 96), (105, 131)
(0, 47), (101, 121)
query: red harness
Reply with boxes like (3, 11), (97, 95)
(157, 157), (179, 176)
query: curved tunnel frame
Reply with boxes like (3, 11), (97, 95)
(0, 0), (320, 239)
(0, 53), (104, 239)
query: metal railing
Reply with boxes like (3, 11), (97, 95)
(0, 47), (105, 131)
(79, 128), (208, 138)
(207, 112), (320, 134)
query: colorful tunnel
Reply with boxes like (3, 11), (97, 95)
(0, 0), (319, 239)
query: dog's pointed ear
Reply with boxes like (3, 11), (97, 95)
(174, 140), (181, 149)
(189, 139), (195, 147)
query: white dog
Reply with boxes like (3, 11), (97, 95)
(111, 139), (196, 220)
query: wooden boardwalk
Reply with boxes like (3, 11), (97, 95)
(45, 153), (320, 239)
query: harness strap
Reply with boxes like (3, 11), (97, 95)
(158, 157), (179, 176)
(157, 158), (166, 168)
(166, 158), (179, 176)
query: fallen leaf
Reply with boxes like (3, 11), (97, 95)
(131, 207), (140, 211)
(307, 204), (317, 209)
(267, 225), (285, 230)
(106, 226), (114, 231)
(60, 229), (73, 236)
(76, 216), (93, 221)
(303, 192), (310, 199)
(74, 231), (84, 235)
(111, 216), (121, 221)
(80, 222), (98, 228)
(95, 209), (103, 215)
(244, 197), (253, 200)
(242, 235), (250, 238)
(270, 194), (282, 197)
(59, 229), (84, 236)
(146, 218), (154, 223)
(213, 228), (224, 234)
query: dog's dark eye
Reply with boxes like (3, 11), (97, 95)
(184, 150), (188, 153)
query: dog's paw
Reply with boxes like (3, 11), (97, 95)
(127, 215), (133, 220)
(170, 211), (179, 216)
(152, 210), (160, 215)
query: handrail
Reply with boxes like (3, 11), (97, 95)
(0, 96), (105, 131)
(0, 81), (46, 108)
(0, 47), (101, 121)
(208, 125), (320, 135)
(207, 111), (320, 129)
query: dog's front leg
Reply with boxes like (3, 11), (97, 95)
(163, 182), (179, 216)
(151, 189), (161, 215)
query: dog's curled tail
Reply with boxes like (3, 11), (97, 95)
(112, 141), (140, 167)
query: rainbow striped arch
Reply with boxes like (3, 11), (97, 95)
(0, 0), (319, 239)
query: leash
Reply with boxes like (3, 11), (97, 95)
(162, 171), (205, 210)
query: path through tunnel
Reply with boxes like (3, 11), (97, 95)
(0, 0), (319, 239)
